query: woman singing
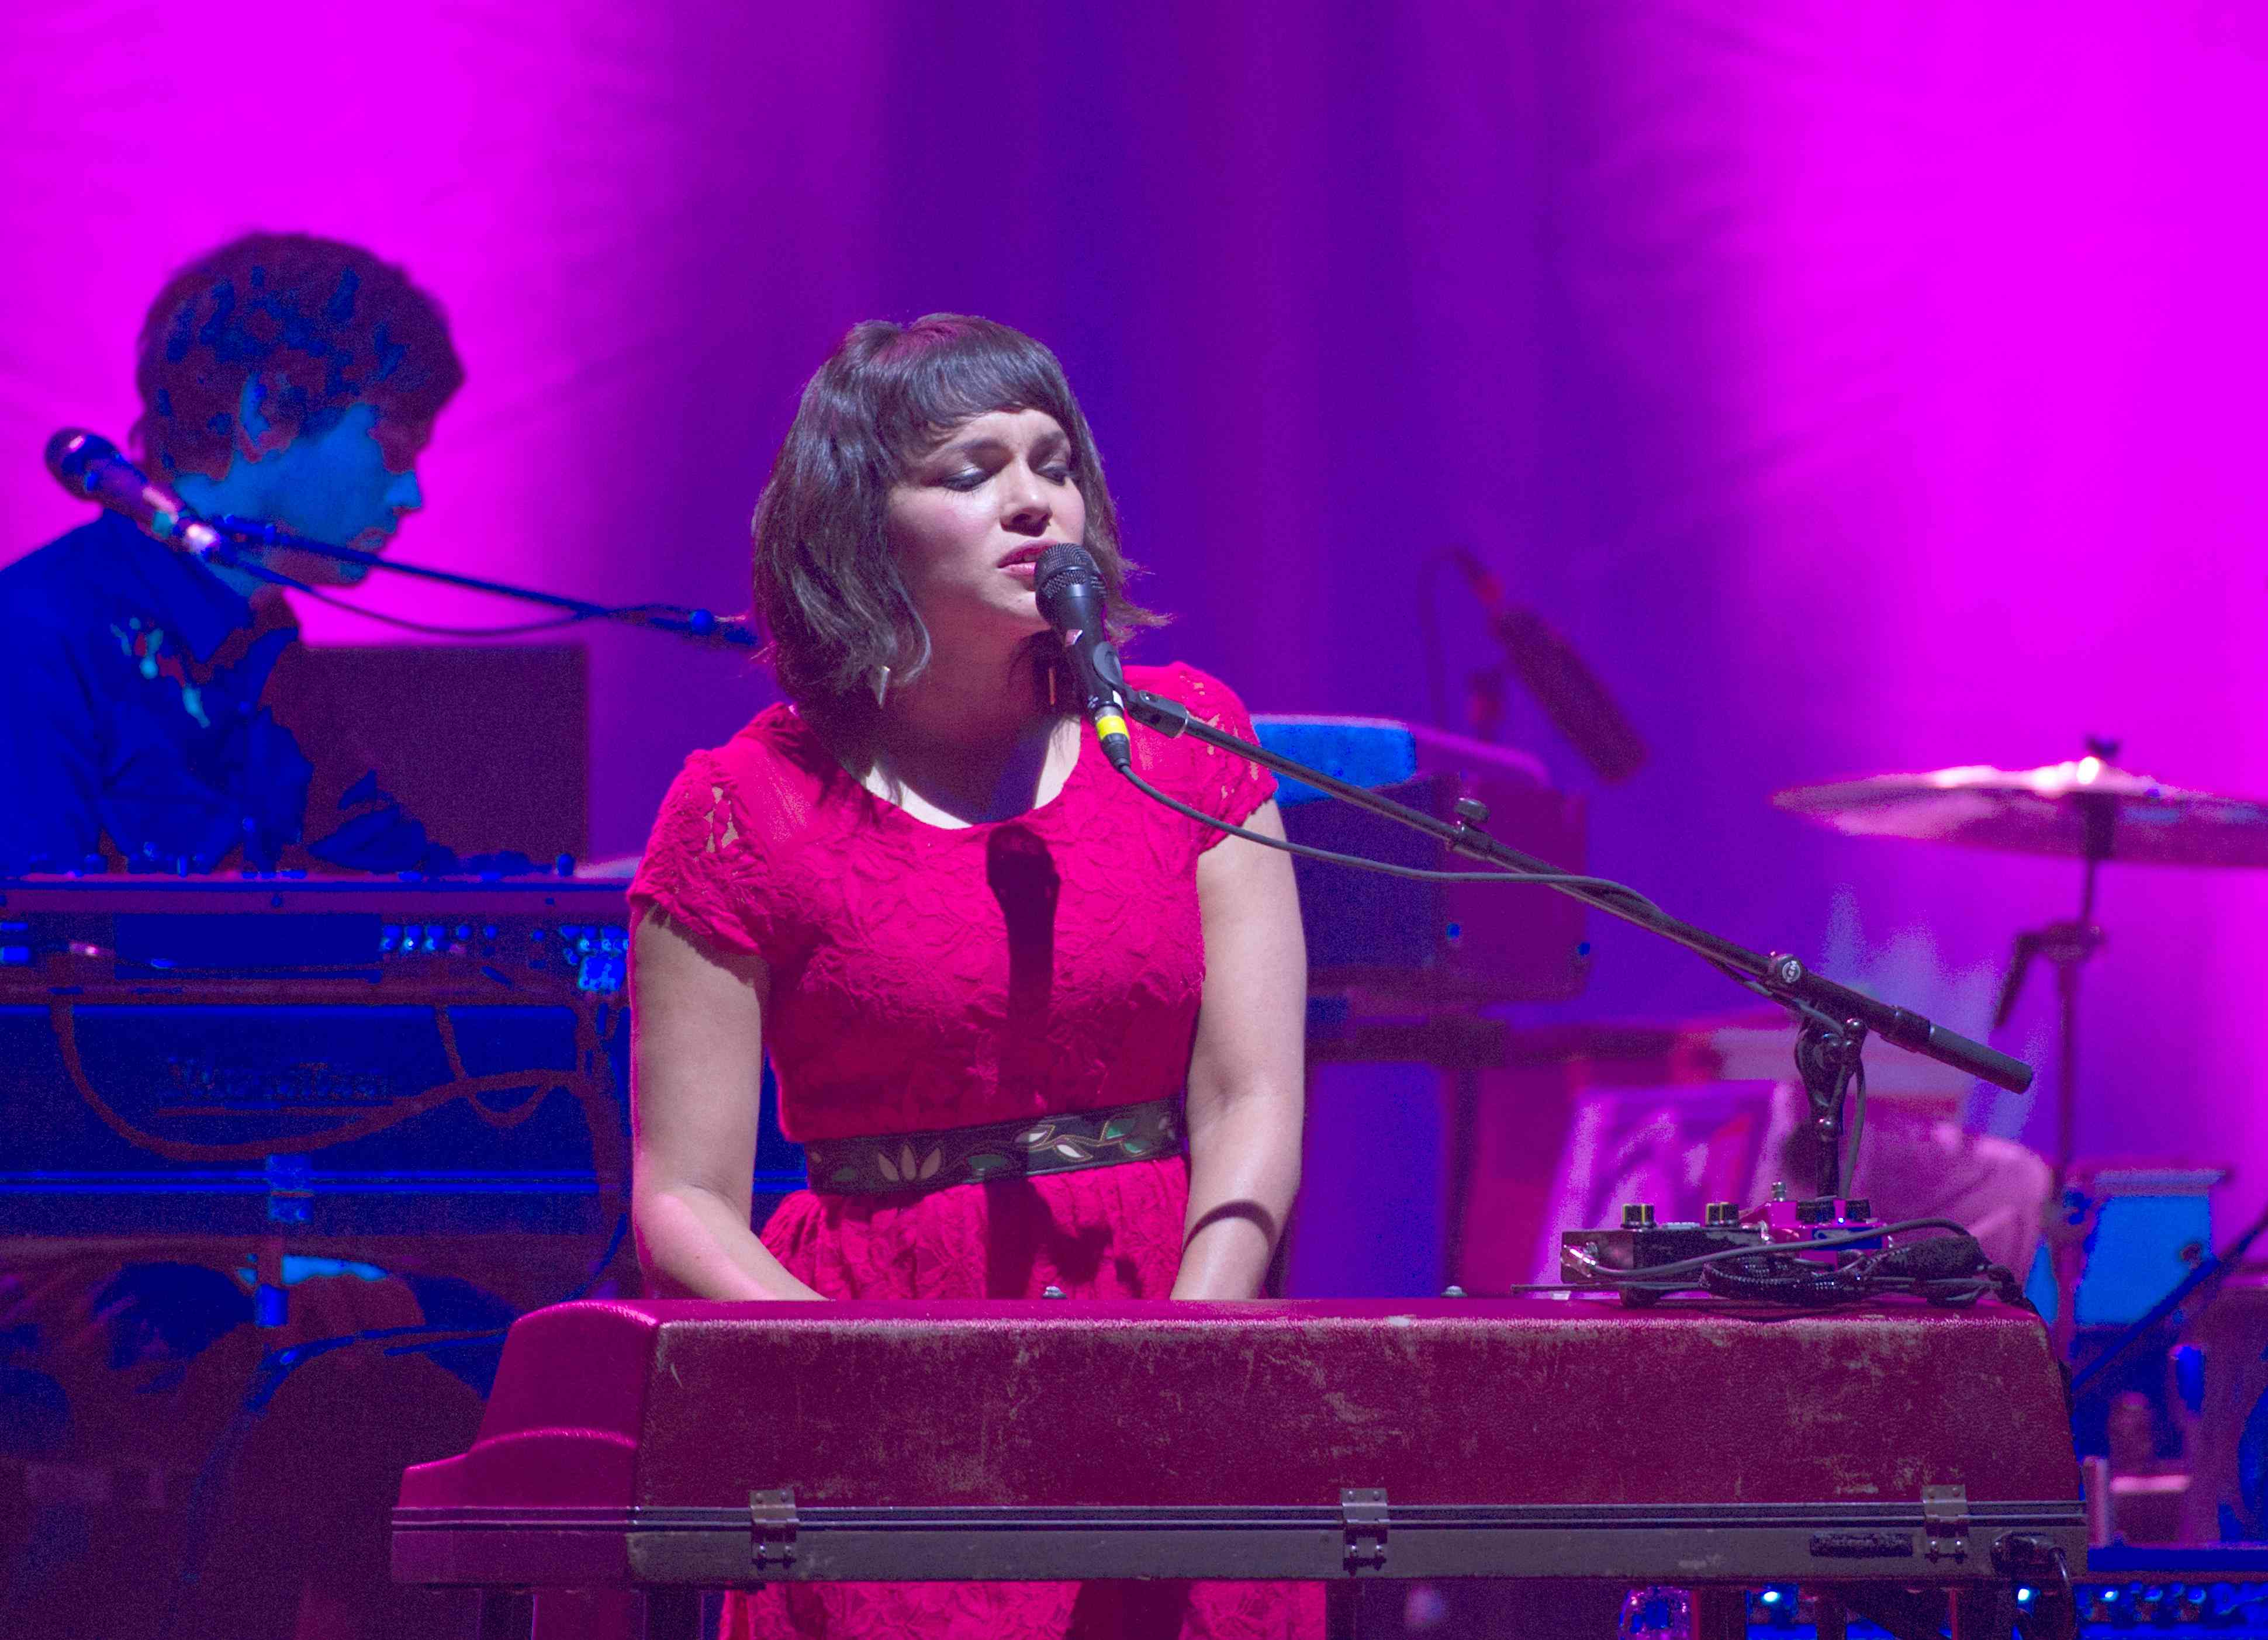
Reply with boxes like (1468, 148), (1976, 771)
(627, 315), (1315, 1639)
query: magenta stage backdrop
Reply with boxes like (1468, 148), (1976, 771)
(4, 5), (2264, 1223)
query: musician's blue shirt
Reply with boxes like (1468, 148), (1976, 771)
(0, 511), (309, 874)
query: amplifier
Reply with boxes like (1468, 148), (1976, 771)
(1254, 717), (1590, 1004)
(0, 878), (803, 1237)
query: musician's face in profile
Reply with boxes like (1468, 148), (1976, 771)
(884, 407), (1085, 657)
(246, 402), (426, 586)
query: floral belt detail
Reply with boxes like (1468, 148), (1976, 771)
(804, 1098), (1183, 1196)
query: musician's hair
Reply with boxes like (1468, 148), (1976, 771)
(752, 313), (1161, 711)
(130, 232), (464, 480)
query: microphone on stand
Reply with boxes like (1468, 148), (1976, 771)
(1035, 542), (1133, 773)
(44, 428), (232, 562)
(42, 427), (766, 651)
(1446, 547), (1647, 783)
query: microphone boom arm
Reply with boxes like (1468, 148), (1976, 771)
(202, 515), (756, 651)
(1124, 686), (2032, 1099)
(43, 427), (753, 652)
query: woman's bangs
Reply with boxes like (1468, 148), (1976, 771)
(890, 340), (1074, 459)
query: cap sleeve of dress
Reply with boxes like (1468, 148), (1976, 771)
(1153, 663), (1278, 851)
(628, 747), (779, 960)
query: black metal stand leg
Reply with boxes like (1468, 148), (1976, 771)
(2001, 1532), (2080, 1640)
(1810, 1588), (1848, 1640)
(2023, 1582), (2078, 1640)
(1692, 1587), (1748, 1640)
(641, 1588), (705, 1640)
(533, 1588), (647, 1638)
(1840, 1584), (1948, 1640)
(1953, 1583), (2021, 1640)
(1446, 1068), (1481, 1290)
(477, 1589), (534, 1640)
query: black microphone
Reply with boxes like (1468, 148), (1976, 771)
(1446, 548), (1647, 783)
(1035, 543), (1132, 773)
(44, 428), (230, 561)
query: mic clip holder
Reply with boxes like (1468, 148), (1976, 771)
(202, 514), (758, 652)
(1125, 687), (2032, 1200)
(1789, 1005), (1868, 1200)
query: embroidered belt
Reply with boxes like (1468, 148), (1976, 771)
(803, 1098), (1183, 1196)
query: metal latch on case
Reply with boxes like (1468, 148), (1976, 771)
(1921, 1483), (1970, 1562)
(1340, 1487), (1389, 1573)
(751, 1487), (799, 1571)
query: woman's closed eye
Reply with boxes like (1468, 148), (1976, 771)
(938, 458), (1074, 492)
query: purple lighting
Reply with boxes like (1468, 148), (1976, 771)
(1, 1), (2262, 1217)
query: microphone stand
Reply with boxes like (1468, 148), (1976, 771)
(1125, 689), (2035, 1199)
(205, 515), (758, 651)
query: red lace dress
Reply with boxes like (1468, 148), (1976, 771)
(630, 661), (1321, 1640)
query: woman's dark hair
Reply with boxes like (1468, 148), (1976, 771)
(752, 314), (1161, 710)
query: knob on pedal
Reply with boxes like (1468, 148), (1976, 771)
(1704, 1201), (1740, 1228)
(1620, 1203), (1657, 1230)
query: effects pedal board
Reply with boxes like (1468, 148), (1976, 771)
(1561, 1195), (1896, 1305)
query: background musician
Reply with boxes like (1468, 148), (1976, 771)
(0, 231), (462, 877)
(628, 314), (1317, 1639)
(0, 234), (510, 1640)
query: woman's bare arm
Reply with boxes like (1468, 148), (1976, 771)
(1173, 800), (1307, 1299)
(630, 909), (823, 1300)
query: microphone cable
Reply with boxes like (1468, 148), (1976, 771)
(1111, 760), (1667, 916)
(199, 541), (618, 641)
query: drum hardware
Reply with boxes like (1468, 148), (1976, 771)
(1770, 738), (2268, 867)
(1777, 734), (2255, 1187)
(1140, 690), (2033, 1224)
(1990, 745), (2112, 1360)
(1775, 736), (2268, 1352)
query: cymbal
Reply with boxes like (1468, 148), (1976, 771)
(1772, 755), (2268, 867)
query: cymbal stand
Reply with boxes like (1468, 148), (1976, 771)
(1991, 753), (2115, 1353)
